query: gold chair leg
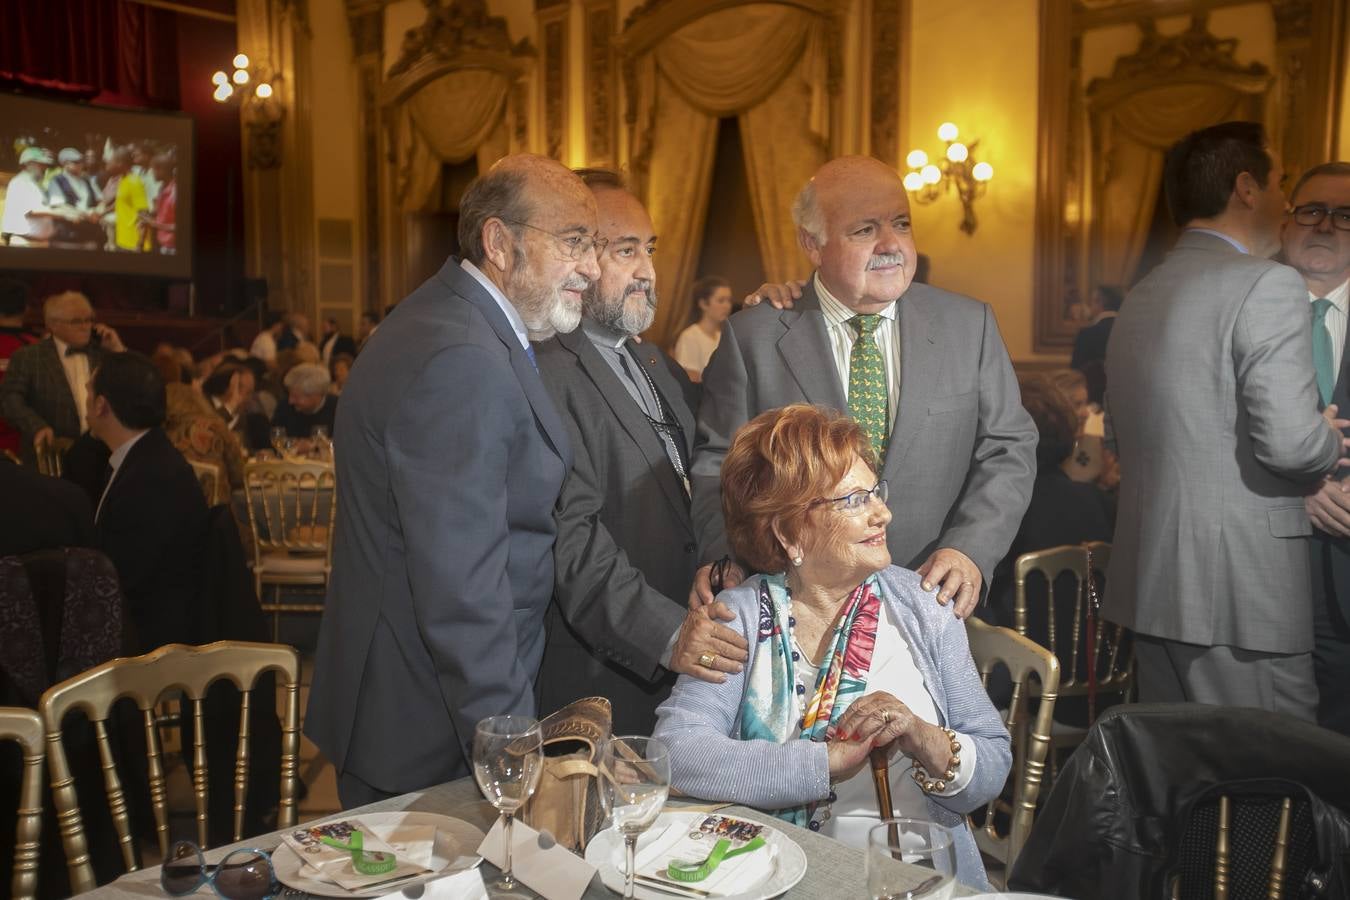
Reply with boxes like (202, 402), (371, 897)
(1215, 795), (1230, 900)
(1267, 797), (1293, 900)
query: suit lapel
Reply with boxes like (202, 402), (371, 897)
(883, 288), (942, 482)
(40, 339), (78, 428)
(439, 261), (574, 469)
(558, 329), (691, 525)
(776, 285), (848, 411)
(640, 347), (695, 458)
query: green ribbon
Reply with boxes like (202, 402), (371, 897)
(319, 832), (398, 876)
(665, 836), (766, 883)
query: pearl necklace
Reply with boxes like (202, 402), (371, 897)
(785, 584), (838, 832)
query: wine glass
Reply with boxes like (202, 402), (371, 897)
(472, 716), (544, 892)
(310, 425), (331, 460)
(866, 819), (959, 900)
(269, 426), (289, 458)
(600, 736), (671, 900)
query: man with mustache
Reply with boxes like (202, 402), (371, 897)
(1290, 161), (1350, 735)
(306, 155), (600, 807)
(534, 169), (750, 732)
(691, 156), (1037, 618)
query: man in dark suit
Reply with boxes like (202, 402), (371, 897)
(692, 156), (1037, 617)
(1069, 285), (1122, 373)
(318, 317), (357, 365)
(307, 155), (601, 808)
(0, 454), (95, 556)
(0, 291), (124, 463)
(535, 170), (748, 734)
(1290, 161), (1350, 735)
(84, 351), (208, 654)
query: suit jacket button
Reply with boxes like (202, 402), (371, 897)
(684, 542), (696, 553)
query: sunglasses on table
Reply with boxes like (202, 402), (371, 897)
(161, 840), (278, 900)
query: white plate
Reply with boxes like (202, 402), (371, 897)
(584, 811), (807, 900)
(272, 811), (485, 898)
(965, 894), (1069, 899)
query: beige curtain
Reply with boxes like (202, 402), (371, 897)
(631, 4), (828, 346)
(394, 68), (513, 212)
(1092, 82), (1262, 287)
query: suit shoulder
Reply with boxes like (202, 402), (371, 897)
(904, 283), (988, 316)
(727, 301), (785, 336)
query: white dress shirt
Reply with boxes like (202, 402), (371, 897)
(461, 259), (530, 352)
(2, 172), (53, 240)
(1311, 279), (1350, 377)
(95, 428), (149, 522)
(249, 330), (277, 363)
(51, 336), (91, 430)
(815, 274), (901, 431)
(791, 604), (976, 847)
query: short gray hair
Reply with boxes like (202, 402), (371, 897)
(1290, 162), (1350, 205)
(283, 362), (331, 397)
(457, 168), (532, 265)
(43, 290), (91, 324)
(791, 180), (827, 245)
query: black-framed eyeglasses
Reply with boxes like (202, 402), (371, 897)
(499, 218), (608, 260)
(1291, 204), (1350, 232)
(161, 840), (278, 900)
(811, 479), (889, 516)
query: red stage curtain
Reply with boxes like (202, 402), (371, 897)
(0, 0), (179, 106)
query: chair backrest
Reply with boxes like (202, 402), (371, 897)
(38, 641), (301, 894)
(966, 618), (1061, 872)
(187, 459), (223, 506)
(241, 460), (336, 562)
(1013, 542), (1133, 706)
(0, 707), (44, 900)
(34, 437), (72, 478)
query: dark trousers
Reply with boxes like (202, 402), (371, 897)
(337, 768), (400, 811)
(1313, 579), (1350, 737)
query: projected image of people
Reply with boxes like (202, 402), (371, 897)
(1, 137), (179, 255)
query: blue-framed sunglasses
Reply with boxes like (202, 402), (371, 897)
(161, 840), (279, 900)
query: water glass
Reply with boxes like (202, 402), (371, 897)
(866, 819), (958, 900)
(472, 715), (544, 891)
(600, 735), (671, 900)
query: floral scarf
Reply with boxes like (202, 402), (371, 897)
(738, 572), (881, 826)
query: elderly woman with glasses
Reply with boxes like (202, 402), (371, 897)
(653, 404), (1009, 887)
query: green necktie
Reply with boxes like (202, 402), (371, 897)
(1312, 298), (1336, 407)
(848, 314), (890, 463)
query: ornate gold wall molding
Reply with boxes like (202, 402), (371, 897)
(537, 2), (569, 161)
(1272, 0), (1343, 181)
(868, 0), (908, 165)
(347, 2), (384, 311)
(584, 0), (618, 166)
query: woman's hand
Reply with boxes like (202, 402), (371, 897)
(825, 734), (875, 781)
(829, 692), (953, 776)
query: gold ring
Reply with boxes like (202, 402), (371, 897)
(698, 651), (717, 668)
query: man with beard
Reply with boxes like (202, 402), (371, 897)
(306, 155), (599, 807)
(535, 169), (750, 733)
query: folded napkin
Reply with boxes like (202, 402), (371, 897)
(633, 814), (775, 897)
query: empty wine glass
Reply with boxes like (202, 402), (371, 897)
(269, 426), (289, 458)
(600, 735), (671, 900)
(472, 716), (543, 892)
(866, 819), (958, 900)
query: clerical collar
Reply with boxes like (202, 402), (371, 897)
(581, 317), (630, 352)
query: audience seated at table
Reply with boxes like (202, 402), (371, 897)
(154, 351), (247, 496)
(272, 362), (336, 439)
(654, 404), (1009, 890)
(201, 359), (272, 452)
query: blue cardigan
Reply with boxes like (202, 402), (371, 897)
(653, 565), (1011, 889)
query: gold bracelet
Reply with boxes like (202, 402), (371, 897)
(909, 727), (962, 794)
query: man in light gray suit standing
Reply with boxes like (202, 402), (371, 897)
(691, 156), (1037, 618)
(306, 156), (600, 808)
(1105, 122), (1346, 718)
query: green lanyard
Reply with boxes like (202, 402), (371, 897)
(665, 836), (766, 883)
(319, 832), (398, 876)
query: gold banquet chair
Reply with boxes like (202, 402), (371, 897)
(35, 436), (73, 478)
(966, 618), (1060, 879)
(187, 459), (224, 506)
(39, 641), (301, 895)
(1, 707), (44, 900)
(1013, 542), (1134, 776)
(241, 459), (336, 640)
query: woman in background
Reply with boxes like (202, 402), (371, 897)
(672, 275), (733, 382)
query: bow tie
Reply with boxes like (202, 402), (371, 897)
(64, 345), (90, 357)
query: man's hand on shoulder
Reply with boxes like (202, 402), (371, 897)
(915, 547), (981, 619)
(669, 603), (749, 683)
(741, 280), (805, 310)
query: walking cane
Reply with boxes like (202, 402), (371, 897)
(870, 748), (901, 850)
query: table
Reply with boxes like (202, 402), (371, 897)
(81, 777), (977, 898)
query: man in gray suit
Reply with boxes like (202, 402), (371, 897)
(1105, 122), (1346, 718)
(691, 156), (1037, 618)
(0, 290), (124, 463)
(306, 156), (600, 808)
(536, 170), (749, 734)
(1287, 161), (1350, 734)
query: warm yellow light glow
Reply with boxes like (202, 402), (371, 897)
(232, 68), (250, 85)
(972, 161), (994, 182)
(213, 84), (233, 102)
(921, 164), (942, 185)
(902, 172), (925, 192)
(946, 142), (969, 163)
(233, 53), (250, 69)
(937, 122), (959, 142)
(211, 70), (228, 86)
(255, 82), (274, 99)
(905, 149), (928, 169)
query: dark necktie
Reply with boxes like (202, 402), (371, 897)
(1312, 298), (1336, 407)
(65, 344), (89, 357)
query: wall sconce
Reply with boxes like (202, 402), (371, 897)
(210, 53), (284, 169)
(902, 122), (993, 235)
